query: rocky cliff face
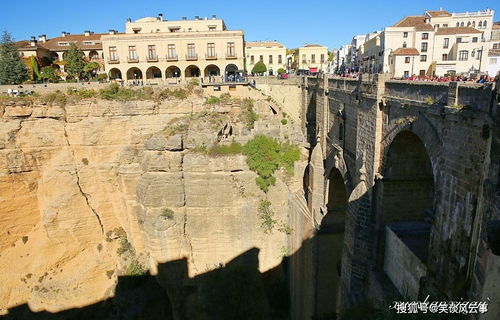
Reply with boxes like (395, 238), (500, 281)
(0, 88), (306, 315)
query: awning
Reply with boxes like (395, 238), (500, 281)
(309, 67), (318, 72)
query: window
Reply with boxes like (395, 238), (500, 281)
(420, 54), (427, 62)
(460, 22), (464, 27)
(476, 50), (482, 60)
(419, 70), (426, 76)
(483, 21), (487, 28)
(404, 71), (410, 77)
(311, 54), (316, 63)
(422, 33), (429, 40)
(208, 26), (216, 31)
(472, 21), (475, 28)
(442, 54), (448, 61)
(207, 43), (216, 58)
(457, 37), (462, 43)
(479, 21), (482, 28)
(321, 54), (325, 63)
(405, 56), (410, 63)
(435, 24), (440, 29)
(109, 46), (117, 60)
(227, 42), (235, 57)
(83, 41), (93, 45)
(250, 55), (254, 64)
(402, 41), (407, 48)
(467, 21), (471, 27)
(472, 37), (478, 43)
(459, 50), (468, 61)
(148, 45), (156, 59)
(443, 38), (449, 48)
(187, 43), (196, 58)
(128, 46), (137, 59)
(490, 58), (497, 64)
(269, 55), (273, 64)
(421, 42), (428, 52)
(278, 54), (282, 64)
(302, 54), (306, 63)
(403, 32), (408, 38)
(259, 55), (263, 62)
(456, 22), (460, 27)
(494, 43), (500, 49)
(167, 44), (176, 59)
(58, 42), (69, 46)
(443, 24), (448, 27)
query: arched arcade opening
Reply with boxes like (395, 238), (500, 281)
(146, 66), (162, 79)
(109, 68), (122, 80)
(165, 66), (181, 78)
(126, 67), (143, 80)
(185, 65), (200, 77)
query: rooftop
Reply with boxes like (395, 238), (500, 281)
(425, 10), (451, 17)
(392, 16), (434, 31)
(392, 48), (420, 56)
(245, 41), (284, 48)
(435, 27), (481, 35)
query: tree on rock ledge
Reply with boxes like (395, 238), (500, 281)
(64, 43), (85, 80)
(0, 31), (28, 85)
(252, 61), (267, 75)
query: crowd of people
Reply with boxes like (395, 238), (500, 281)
(392, 74), (496, 83)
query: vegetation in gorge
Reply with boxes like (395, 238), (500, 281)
(243, 135), (300, 192)
(257, 200), (277, 234)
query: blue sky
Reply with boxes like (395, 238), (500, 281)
(1, 0), (499, 49)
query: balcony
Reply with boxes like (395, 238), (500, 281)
(225, 52), (237, 59)
(205, 53), (217, 60)
(186, 53), (198, 61)
(107, 58), (120, 64)
(166, 54), (178, 62)
(127, 56), (139, 63)
(146, 55), (158, 62)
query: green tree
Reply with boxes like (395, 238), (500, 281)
(83, 61), (100, 78)
(40, 66), (59, 82)
(0, 31), (28, 85)
(277, 68), (286, 74)
(251, 61), (267, 75)
(30, 56), (41, 81)
(64, 43), (85, 79)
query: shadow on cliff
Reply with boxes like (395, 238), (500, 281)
(3, 247), (291, 320)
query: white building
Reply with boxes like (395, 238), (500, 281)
(361, 8), (494, 77)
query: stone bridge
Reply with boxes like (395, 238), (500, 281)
(286, 75), (500, 319)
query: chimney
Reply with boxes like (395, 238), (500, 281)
(30, 36), (37, 47)
(108, 29), (117, 35)
(195, 16), (200, 20)
(182, 17), (187, 20)
(84, 30), (91, 36)
(158, 13), (163, 21)
(38, 34), (46, 43)
(212, 15), (217, 19)
(127, 18), (132, 23)
(61, 31), (67, 37)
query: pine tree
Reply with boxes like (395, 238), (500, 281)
(64, 43), (85, 79)
(0, 31), (28, 85)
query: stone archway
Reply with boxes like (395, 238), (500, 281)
(377, 130), (435, 299)
(109, 68), (122, 80)
(185, 65), (200, 77)
(224, 63), (238, 81)
(89, 50), (99, 61)
(314, 167), (349, 318)
(146, 66), (162, 79)
(204, 64), (220, 77)
(126, 67), (143, 80)
(165, 66), (181, 78)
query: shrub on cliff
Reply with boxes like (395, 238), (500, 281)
(240, 98), (258, 130)
(243, 135), (300, 192)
